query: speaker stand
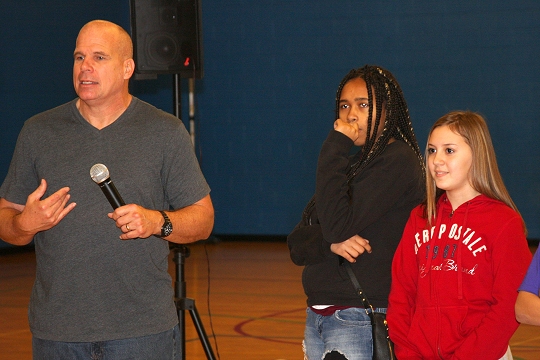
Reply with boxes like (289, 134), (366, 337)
(173, 75), (196, 147)
(172, 75), (216, 360)
(174, 74), (182, 125)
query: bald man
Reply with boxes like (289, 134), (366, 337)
(0, 20), (213, 359)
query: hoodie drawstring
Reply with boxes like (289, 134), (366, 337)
(456, 202), (470, 300)
(426, 204), (445, 300)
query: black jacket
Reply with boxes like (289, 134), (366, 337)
(288, 130), (424, 308)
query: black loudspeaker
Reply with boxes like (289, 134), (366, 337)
(130, 0), (203, 78)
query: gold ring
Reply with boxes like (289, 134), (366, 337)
(126, 224), (130, 231)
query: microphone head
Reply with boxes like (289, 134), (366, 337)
(90, 163), (110, 184)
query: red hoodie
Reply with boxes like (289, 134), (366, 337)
(387, 193), (531, 359)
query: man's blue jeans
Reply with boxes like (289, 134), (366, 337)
(32, 324), (180, 360)
(304, 307), (386, 360)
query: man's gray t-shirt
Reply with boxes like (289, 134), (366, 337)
(0, 97), (210, 342)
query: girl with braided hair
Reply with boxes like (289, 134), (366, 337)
(287, 65), (425, 359)
(387, 111), (531, 359)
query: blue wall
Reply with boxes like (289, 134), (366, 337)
(1, 1), (539, 247)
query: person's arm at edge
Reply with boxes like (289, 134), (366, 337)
(515, 290), (540, 326)
(515, 247), (540, 326)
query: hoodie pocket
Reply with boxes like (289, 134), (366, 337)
(408, 305), (468, 358)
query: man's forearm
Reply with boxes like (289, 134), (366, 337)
(165, 195), (214, 244)
(0, 206), (34, 246)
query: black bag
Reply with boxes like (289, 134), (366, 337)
(371, 311), (395, 360)
(344, 262), (396, 360)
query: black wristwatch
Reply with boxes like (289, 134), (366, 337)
(159, 211), (173, 237)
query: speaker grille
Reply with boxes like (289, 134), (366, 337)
(130, 0), (203, 78)
(146, 32), (180, 65)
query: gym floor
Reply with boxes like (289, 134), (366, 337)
(1, 241), (539, 359)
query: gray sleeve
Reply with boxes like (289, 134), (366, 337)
(161, 120), (210, 210)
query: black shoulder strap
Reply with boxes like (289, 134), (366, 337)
(343, 261), (373, 311)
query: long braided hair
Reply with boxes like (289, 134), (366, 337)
(302, 65), (424, 223)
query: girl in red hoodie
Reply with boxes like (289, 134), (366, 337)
(387, 111), (531, 359)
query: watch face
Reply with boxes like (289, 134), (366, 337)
(162, 222), (173, 237)
(160, 211), (173, 237)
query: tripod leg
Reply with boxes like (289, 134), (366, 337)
(172, 245), (216, 360)
(173, 246), (189, 360)
(184, 298), (217, 360)
(175, 300), (187, 360)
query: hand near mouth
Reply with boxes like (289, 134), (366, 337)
(334, 118), (360, 143)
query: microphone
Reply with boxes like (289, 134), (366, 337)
(90, 163), (125, 209)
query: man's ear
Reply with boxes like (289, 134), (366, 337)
(124, 59), (135, 79)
